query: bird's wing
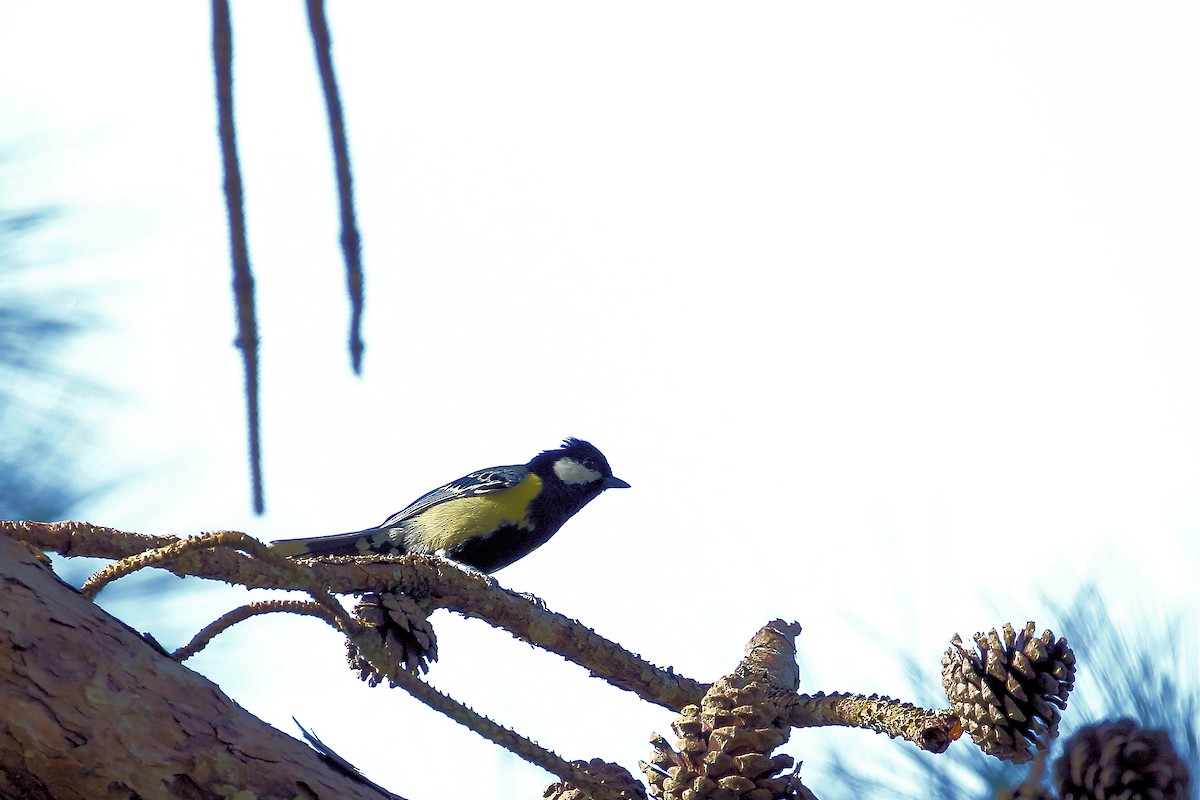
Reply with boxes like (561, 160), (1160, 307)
(378, 465), (530, 527)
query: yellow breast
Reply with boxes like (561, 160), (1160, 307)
(406, 473), (543, 551)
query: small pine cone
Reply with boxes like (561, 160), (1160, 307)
(346, 591), (438, 685)
(1054, 718), (1191, 800)
(545, 759), (648, 800)
(647, 676), (801, 799)
(942, 622), (1075, 763)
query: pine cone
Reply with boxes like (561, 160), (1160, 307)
(346, 591), (438, 684)
(641, 675), (810, 800)
(941, 622), (1075, 763)
(544, 759), (647, 800)
(1055, 718), (1191, 800)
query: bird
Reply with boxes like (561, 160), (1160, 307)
(270, 438), (629, 573)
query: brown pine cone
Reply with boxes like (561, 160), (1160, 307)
(346, 591), (438, 684)
(942, 622), (1075, 763)
(545, 759), (647, 800)
(642, 675), (811, 799)
(1055, 718), (1191, 800)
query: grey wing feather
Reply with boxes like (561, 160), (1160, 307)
(378, 465), (529, 527)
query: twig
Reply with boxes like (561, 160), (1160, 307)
(211, 0), (264, 514)
(80, 531), (357, 639)
(173, 599), (340, 661)
(305, 0), (365, 374)
(778, 691), (961, 753)
(344, 627), (625, 800)
(208, 530), (359, 633)
(80, 531), (250, 599)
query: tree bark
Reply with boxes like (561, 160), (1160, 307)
(0, 533), (392, 800)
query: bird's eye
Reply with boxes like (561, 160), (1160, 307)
(582, 457), (598, 471)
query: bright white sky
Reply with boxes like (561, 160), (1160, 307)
(3, 4), (1198, 799)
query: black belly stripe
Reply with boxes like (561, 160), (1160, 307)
(446, 523), (560, 573)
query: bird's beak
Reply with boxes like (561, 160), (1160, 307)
(604, 476), (631, 489)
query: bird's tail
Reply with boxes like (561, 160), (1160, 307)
(269, 527), (398, 558)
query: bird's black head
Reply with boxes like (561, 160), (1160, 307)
(530, 438), (630, 498)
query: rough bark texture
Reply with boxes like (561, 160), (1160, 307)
(0, 533), (391, 800)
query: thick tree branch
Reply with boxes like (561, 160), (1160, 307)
(0, 533), (396, 799)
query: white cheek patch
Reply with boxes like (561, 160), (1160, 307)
(553, 457), (603, 486)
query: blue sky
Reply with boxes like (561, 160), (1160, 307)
(3, 4), (1198, 798)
